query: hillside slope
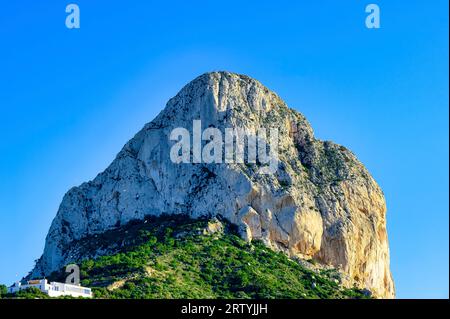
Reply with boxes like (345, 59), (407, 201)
(38, 215), (368, 299)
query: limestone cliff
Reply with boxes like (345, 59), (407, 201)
(30, 72), (394, 298)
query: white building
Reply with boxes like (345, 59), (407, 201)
(8, 279), (92, 298)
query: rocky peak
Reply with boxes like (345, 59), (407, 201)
(30, 71), (394, 298)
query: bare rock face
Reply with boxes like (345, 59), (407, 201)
(31, 72), (394, 298)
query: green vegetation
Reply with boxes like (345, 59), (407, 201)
(2, 287), (49, 299)
(0, 284), (7, 298)
(4, 215), (369, 299)
(278, 179), (291, 189)
(50, 215), (367, 299)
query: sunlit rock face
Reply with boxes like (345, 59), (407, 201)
(31, 72), (394, 298)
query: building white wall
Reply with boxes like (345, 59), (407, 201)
(8, 279), (92, 298)
(47, 281), (92, 298)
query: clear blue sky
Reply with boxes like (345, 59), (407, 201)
(0, 1), (448, 298)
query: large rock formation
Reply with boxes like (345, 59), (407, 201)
(30, 72), (394, 298)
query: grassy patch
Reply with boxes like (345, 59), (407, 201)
(43, 215), (370, 299)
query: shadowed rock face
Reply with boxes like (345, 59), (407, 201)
(31, 71), (394, 298)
